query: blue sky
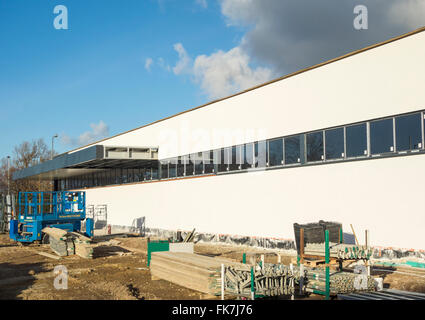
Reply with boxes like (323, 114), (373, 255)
(0, 0), (423, 159)
(0, 0), (244, 157)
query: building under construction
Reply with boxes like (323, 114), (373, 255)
(13, 27), (425, 251)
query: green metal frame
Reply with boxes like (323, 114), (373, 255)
(147, 240), (169, 266)
(325, 229), (330, 300)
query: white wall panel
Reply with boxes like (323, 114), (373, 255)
(85, 153), (425, 250)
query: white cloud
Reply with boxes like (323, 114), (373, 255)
(195, 0), (208, 9)
(61, 121), (110, 147)
(145, 57), (153, 71)
(172, 43), (192, 75)
(158, 57), (171, 72)
(193, 46), (273, 99)
(169, 42), (273, 99)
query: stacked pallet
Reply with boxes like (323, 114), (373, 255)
(71, 232), (94, 259)
(42, 227), (74, 257)
(42, 227), (93, 258)
(304, 242), (372, 260)
(150, 252), (250, 295)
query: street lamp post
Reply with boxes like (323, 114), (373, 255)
(51, 134), (58, 160)
(6, 156), (10, 197)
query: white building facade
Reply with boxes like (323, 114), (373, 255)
(15, 27), (425, 250)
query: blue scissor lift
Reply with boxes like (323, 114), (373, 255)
(9, 191), (94, 244)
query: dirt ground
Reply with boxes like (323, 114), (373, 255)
(1, 233), (424, 300)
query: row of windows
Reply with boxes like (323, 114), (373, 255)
(60, 167), (159, 190)
(58, 110), (425, 190)
(159, 111), (424, 178)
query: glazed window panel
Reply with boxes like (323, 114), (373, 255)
(152, 166), (159, 180)
(204, 151), (214, 174)
(127, 169), (133, 183)
(229, 146), (240, 171)
(193, 152), (204, 175)
(115, 169), (121, 184)
(370, 118), (394, 155)
(268, 138), (283, 166)
(325, 127), (344, 160)
(285, 135), (301, 165)
(96, 172), (101, 186)
(307, 131), (324, 162)
(254, 141), (267, 168)
(144, 168), (152, 181)
(185, 155), (194, 176)
(242, 143), (254, 169)
(139, 168), (145, 181)
(218, 148), (228, 172)
(104, 170), (111, 185)
(169, 159), (177, 178)
(122, 169), (129, 184)
(177, 156), (185, 177)
(161, 161), (169, 179)
(101, 171), (107, 185)
(395, 113), (422, 151)
(346, 123), (367, 157)
(133, 169), (140, 182)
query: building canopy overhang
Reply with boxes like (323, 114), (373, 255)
(13, 145), (159, 181)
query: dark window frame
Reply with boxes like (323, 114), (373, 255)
(345, 123), (368, 158)
(306, 131), (324, 163)
(204, 150), (215, 174)
(395, 112), (422, 152)
(241, 143), (254, 170)
(370, 117), (395, 155)
(284, 135), (301, 165)
(254, 141), (267, 168)
(268, 138), (284, 167)
(325, 127), (345, 161)
(184, 155), (194, 177)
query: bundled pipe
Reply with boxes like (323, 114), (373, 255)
(304, 242), (372, 260)
(304, 268), (375, 294)
(222, 261), (376, 298)
(223, 263), (304, 297)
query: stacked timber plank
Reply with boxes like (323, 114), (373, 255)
(304, 242), (372, 260)
(150, 252), (250, 295)
(42, 227), (93, 258)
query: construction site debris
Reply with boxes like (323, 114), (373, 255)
(183, 229), (196, 243)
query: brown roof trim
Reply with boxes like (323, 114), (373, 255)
(68, 26), (425, 155)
